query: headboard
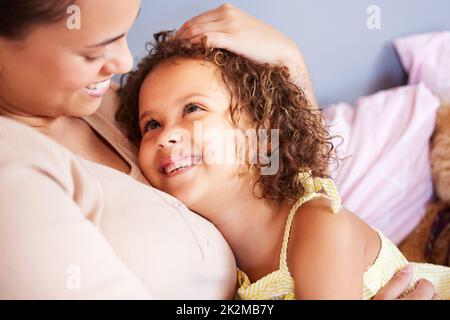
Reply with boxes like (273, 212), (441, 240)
(127, 0), (450, 106)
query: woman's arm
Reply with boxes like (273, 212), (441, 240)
(175, 4), (319, 110)
(0, 164), (153, 299)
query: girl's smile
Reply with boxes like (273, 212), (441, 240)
(158, 155), (202, 177)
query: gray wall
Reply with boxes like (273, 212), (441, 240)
(127, 0), (450, 106)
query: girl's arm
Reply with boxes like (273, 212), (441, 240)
(175, 4), (319, 110)
(287, 203), (366, 299)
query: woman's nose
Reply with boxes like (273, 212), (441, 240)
(101, 37), (134, 75)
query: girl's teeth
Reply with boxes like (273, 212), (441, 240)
(166, 160), (192, 173)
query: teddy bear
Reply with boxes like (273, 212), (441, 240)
(399, 103), (450, 266)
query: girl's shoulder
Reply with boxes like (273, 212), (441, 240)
(285, 198), (374, 298)
(290, 197), (366, 248)
(289, 196), (379, 262)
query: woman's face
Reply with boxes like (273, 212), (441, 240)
(138, 58), (255, 213)
(0, 0), (141, 118)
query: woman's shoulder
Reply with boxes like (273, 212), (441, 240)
(0, 116), (73, 162)
(0, 116), (94, 191)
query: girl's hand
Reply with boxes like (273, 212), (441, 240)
(373, 265), (439, 300)
(175, 4), (318, 109)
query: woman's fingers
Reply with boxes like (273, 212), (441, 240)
(176, 22), (230, 41)
(175, 4), (237, 39)
(174, 3), (313, 99)
(372, 264), (413, 300)
(176, 17), (221, 40)
(372, 264), (437, 300)
(401, 279), (437, 300)
(182, 32), (231, 50)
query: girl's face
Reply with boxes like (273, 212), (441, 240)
(0, 0), (141, 118)
(138, 58), (254, 212)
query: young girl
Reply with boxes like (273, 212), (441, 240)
(117, 31), (450, 299)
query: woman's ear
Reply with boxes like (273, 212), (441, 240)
(0, 49), (3, 73)
(0, 37), (11, 73)
(0, 39), (5, 73)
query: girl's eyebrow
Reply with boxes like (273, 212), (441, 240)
(176, 93), (211, 104)
(139, 92), (212, 122)
(139, 110), (153, 122)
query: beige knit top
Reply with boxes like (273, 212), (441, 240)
(0, 89), (236, 299)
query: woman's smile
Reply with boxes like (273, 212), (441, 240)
(83, 78), (112, 98)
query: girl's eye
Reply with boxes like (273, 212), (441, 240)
(144, 119), (161, 132)
(183, 104), (203, 115)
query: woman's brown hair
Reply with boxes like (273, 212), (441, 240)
(0, 0), (75, 39)
(117, 31), (342, 204)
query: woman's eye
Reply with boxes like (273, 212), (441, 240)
(84, 55), (105, 62)
(183, 104), (203, 115)
(144, 120), (161, 132)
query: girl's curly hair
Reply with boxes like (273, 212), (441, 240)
(116, 31), (342, 204)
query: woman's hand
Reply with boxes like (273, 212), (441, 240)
(175, 4), (319, 109)
(373, 265), (439, 300)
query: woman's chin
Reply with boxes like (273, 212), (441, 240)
(63, 91), (104, 117)
(62, 99), (101, 119)
(81, 96), (103, 114)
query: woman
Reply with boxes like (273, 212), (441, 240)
(0, 0), (435, 299)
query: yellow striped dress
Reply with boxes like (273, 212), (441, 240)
(236, 171), (450, 300)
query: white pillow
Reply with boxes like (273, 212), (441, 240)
(324, 84), (440, 244)
(394, 31), (450, 102)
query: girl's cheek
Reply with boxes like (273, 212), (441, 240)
(138, 141), (153, 173)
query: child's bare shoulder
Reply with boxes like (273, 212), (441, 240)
(292, 196), (364, 238)
(286, 197), (372, 298)
(297, 196), (377, 234)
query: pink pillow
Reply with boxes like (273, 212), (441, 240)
(324, 84), (440, 244)
(394, 31), (450, 102)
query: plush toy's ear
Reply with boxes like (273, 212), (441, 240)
(398, 202), (439, 263)
(430, 103), (450, 203)
(427, 205), (450, 266)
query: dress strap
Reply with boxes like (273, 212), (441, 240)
(297, 170), (342, 214)
(279, 170), (342, 274)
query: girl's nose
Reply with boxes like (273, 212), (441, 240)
(157, 128), (187, 150)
